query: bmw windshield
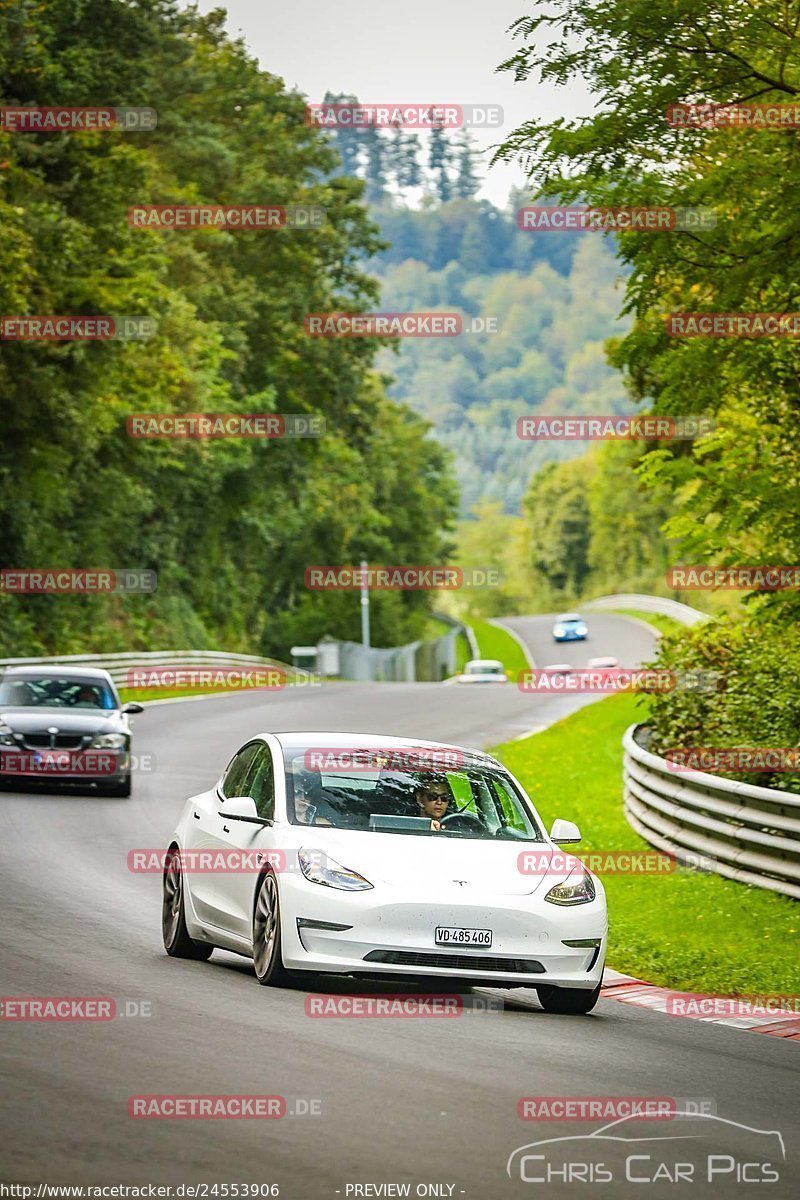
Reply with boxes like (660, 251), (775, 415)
(0, 676), (116, 709)
(282, 746), (544, 841)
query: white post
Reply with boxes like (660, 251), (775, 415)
(360, 559), (370, 648)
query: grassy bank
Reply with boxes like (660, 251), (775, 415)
(471, 618), (529, 679)
(609, 608), (690, 640)
(493, 693), (800, 995)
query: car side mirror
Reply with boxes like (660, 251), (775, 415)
(218, 795), (270, 825)
(550, 818), (581, 843)
(122, 702), (144, 714)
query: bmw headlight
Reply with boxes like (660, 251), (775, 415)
(0, 725), (15, 746)
(89, 733), (128, 750)
(298, 848), (373, 891)
(545, 871), (596, 906)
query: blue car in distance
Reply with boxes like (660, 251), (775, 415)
(552, 613), (588, 643)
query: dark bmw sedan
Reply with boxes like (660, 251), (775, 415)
(0, 667), (143, 796)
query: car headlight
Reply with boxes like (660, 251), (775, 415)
(554, 627), (565, 637)
(88, 733), (128, 750)
(298, 848), (373, 891)
(0, 724), (16, 746)
(545, 871), (596, 905)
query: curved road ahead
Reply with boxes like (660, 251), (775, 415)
(0, 614), (796, 1197)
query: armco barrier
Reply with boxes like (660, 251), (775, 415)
(322, 613), (476, 683)
(586, 593), (708, 626)
(623, 724), (800, 900)
(0, 650), (311, 688)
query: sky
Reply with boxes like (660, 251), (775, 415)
(192, 0), (591, 206)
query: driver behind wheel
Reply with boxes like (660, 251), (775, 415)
(293, 767), (341, 826)
(414, 777), (452, 831)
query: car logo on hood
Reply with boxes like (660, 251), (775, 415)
(47, 726), (59, 735)
(453, 879), (468, 886)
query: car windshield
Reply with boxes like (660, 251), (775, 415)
(0, 677), (116, 710)
(466, 664), (502, 675)
(283, 748), (544, 840)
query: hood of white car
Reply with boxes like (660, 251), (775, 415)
(294, 829), (564, 896)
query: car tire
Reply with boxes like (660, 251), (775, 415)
(162, 846), (213, 960)
(536, 982), (601, 1014)
(253, 870), (292, 987)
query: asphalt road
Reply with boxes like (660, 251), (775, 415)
(1, 613), (797, 1198)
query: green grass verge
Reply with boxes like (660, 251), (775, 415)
(118, 672), (311, 704)
(493, 692), (800, 995)
(470, 618), (529, 679)
(610, 608), (690, 640)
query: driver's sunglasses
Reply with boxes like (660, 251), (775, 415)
(421, 790), (449, 803)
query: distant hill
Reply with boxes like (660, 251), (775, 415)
(369, 197), (632, 514)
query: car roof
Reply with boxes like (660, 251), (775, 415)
(465, 659), (504, 668)
(271, 730), (499, 765)
(1, 665), (114, 682)
(556, 613), (582, 621)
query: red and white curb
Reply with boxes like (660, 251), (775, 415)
(602, 969), (800, 1041)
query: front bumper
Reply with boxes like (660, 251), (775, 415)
(0, 746), (129, 785)
(279, 874), (607, 989)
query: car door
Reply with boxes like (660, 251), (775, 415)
(216, 743), (279, 939)
(206, 739), (281, 936)
(186, 740), (263, 932)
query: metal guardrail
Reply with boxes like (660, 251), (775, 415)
(0, 650), (311, 687)
(325, 614), (473, 683)
(586, 593), (708, 626)
(623, 723), (800, 900)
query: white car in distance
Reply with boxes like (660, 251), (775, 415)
(455, 658), (508, 684)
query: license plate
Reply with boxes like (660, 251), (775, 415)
(435, 926), (492, 947)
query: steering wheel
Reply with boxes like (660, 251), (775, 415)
(440, 810), (485, 832)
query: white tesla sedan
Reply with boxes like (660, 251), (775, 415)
(162, 732), (607, 1013)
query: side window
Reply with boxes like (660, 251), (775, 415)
(247, 747), (275, 822)
(222, 742), (262, 798)
(491, 777), (528, 834)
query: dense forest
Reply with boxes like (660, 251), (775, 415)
(0, 0), (457, 656)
